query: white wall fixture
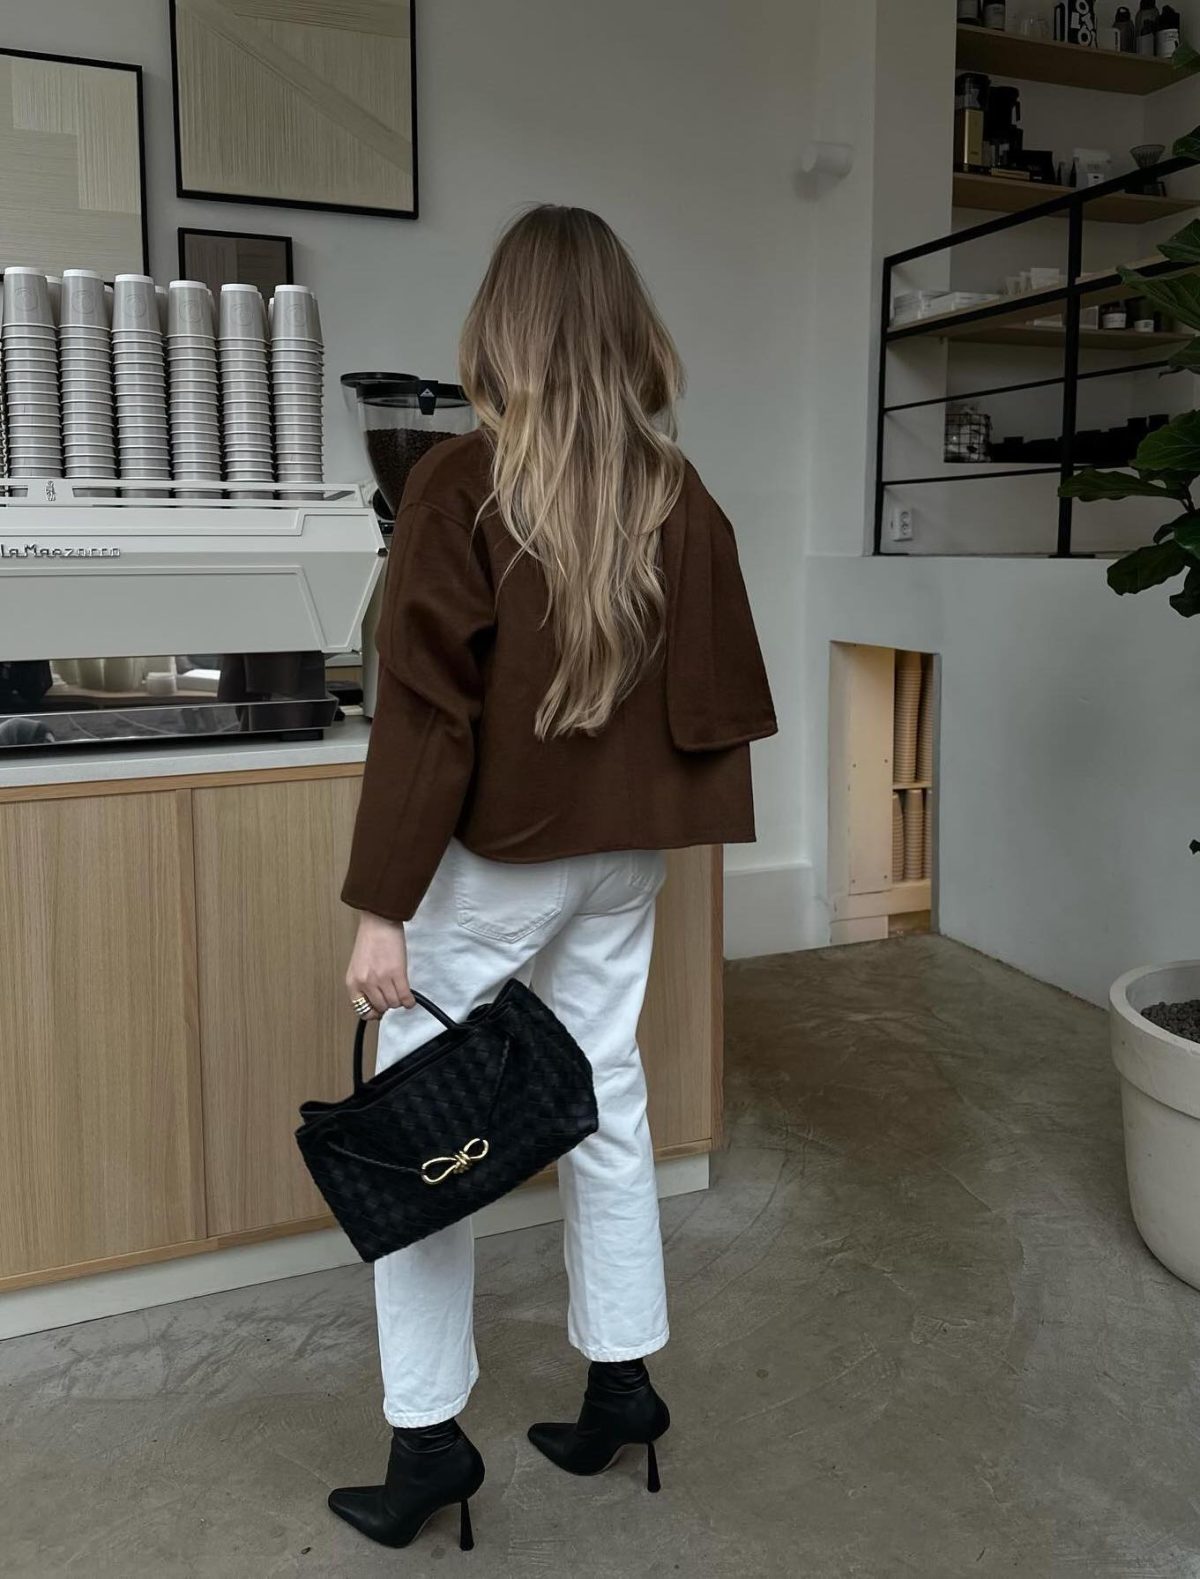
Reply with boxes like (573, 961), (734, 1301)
(799, 141), (855, 179)
(1111, 962), (1200, 1292)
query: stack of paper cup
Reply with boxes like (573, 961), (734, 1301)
(922, 790), (933, 881)
(220, 284), (273, 494)
(167, 281), (221, 495)
(893, 650), (923, 785)
(903, 787), (925, 882)
(0, 334), (7, 480)
(270, 284), (323, 496)
(59, 269), (115, 480)
(113, 274), (169, 486)
(916, 656), (936, 784)
(3, 268), (62, 479)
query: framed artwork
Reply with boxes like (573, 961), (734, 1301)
(179, 227), (294, 298)
(0, 46), (148, 277)
(169, 0), (417, 219)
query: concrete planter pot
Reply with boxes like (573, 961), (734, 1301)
(1111, 962), (1200, 1291)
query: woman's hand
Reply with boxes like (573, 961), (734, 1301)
(346, 911), (417, 1018)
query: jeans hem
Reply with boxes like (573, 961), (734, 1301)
(573, 1327), (670, 1363)
(384, 1367), (479, 1428)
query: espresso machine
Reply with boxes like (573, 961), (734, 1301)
(0, 481), (385, 749)
(341, 373), (477, 716)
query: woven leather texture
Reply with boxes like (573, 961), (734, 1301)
(295, 980), (599, 1262)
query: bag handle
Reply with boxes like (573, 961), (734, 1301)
(353, 990), (459, 1090)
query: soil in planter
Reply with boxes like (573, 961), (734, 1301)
(1141, 999), (1200, 1044)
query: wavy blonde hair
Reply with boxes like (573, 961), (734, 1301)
(459, 205), (685, 738)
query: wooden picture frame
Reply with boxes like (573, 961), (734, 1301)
(178, 227), (295, 299)
(0, 46), (148, 277)
(169, 0), (418, 220)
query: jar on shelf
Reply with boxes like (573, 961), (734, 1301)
(945, 404), (992, 464)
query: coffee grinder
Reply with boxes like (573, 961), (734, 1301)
(340, 373), (478, 716)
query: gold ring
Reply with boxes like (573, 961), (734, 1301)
(351, 996), (373, 1018)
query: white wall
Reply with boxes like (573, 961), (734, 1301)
(805, 555), (1200, 1006)
(798, 1), (1200, 1002)
(3, 0), (816, 936)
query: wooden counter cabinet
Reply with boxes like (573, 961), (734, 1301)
(0, 762), (722, 1290)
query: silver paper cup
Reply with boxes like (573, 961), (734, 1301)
(270, 285), (322, 343)
(168, 280), (215, 339)
(3, 269), (54, 328)
(112, 275), (158, 334)
(219, 284), (267, 342)
(60, 270), (108, 328)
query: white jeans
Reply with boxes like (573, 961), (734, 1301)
(373, 841), (670, 1427)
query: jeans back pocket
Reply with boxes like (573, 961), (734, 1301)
(452, 844), (569, 944)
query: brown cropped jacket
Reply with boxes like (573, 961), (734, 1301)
(342, 430), (776, 921)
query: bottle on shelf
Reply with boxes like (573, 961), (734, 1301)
(1068, 0), (1100, 43)
(1157, 3), (1181, 53)
(954, 72), (990, 173)
(1113, 5), (1137, 49)
(1135, 0), (1160, 54)
(983, 0), (1006, 26)
(958, 0), (982, 19)
(1101, 300), (1129, 330)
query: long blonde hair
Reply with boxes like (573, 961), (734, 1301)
(460, 205), (685, 738)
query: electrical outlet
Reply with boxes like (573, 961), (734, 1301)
(889, 507), (914, 543)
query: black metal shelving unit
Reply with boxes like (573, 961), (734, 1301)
(874, 154), (1200, 557)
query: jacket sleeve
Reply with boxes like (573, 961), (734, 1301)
(341, 500), (496, 921)
(664, 479), (777, 752)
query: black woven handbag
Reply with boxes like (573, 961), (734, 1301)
(295, 981), (599, 1263)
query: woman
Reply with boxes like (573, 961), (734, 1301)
(332, 205), (776, 1551)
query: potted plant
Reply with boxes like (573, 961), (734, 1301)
(1061, 128), (1200, 1291)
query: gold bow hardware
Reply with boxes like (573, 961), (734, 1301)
(421, 1137), (490, 1185)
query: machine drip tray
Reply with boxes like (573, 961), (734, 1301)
(0, 695), (340, 751)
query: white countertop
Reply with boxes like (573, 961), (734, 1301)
(0, 717), (372, 790)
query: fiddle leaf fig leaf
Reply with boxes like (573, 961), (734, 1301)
(1166, 337), (1200, 371)
(1107, 541), (1188, 595)
(1169, 564), (1200, 615)
(1173, 40), (1200, 72)
(1158, 220), (1200, 264)
(1169, 516), (1200, 556)
(1173, 124), (1200, 161)
(1117, 266), (1200, 331)
(1135, 411), (1200, 476)
(1059, 468), (1188, 502)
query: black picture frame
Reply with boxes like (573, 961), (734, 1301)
(168, 0), (418, 221)
(0, 45), (149, 276)
(178, 227), (295, 298)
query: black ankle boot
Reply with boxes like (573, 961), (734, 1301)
(328, 1418), (485, 1549)
(528, 1359), (670, 1492)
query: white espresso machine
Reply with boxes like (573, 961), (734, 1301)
(0, 478), (384, 749)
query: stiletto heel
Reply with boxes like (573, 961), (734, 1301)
(529, 1359), (670, 1486)
(329, 1419), (484, 1550)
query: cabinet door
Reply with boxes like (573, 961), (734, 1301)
(639, 846), (721, 1154)
(192, 775), (361, 1236)
(0, 791), (204, 1279)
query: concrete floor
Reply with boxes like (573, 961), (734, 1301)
(3, 935), (1200, 1577)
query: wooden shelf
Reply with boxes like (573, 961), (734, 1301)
(948, 323), (1187, 349)
(952, 171), (1196, 224)
(955, 23), (1182, 94)
(893, 261), (1196, 347)
(832, 880), (932, 923)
